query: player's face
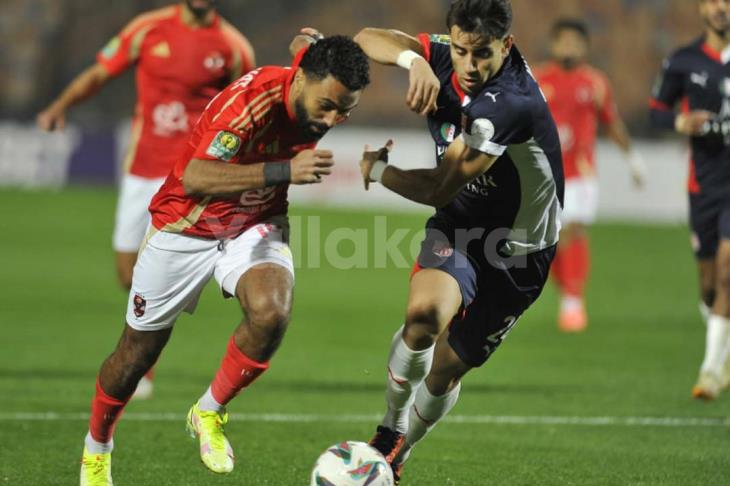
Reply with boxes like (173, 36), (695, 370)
(449, 25), (513, 96)
(184, 0), (216, 18)
(700, 0), (730, 36)
(294, 74), (361, 141)
(550, 29), (588, 69)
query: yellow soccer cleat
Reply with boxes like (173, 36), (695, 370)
(186, 402), (235, 473)
(79, 447), (113, 486)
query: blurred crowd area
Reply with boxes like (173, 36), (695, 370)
(0, 0), (704, 132)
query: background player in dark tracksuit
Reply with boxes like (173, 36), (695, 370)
(650, 0), (730, 400)
(355, 0), (563, 482)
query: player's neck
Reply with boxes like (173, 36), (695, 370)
(180, 3), (215, 28)
(705, 29), (730, 52)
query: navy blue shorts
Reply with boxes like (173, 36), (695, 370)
(415, 226), (555, 367)
(689, 195), (730, 259)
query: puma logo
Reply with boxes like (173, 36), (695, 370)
(485, 91), (500, 103)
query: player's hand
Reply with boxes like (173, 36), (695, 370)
(627, 151), (647, 189)
(290, 149), (334, 184)
(675, 110), (713, 136)
(360, 139), (393, 190)
(407, 58), (440, 116)
(289, 27), (324, 56)
(36, 106), (66, 132)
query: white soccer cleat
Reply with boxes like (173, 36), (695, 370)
(692, 371), (722, 400)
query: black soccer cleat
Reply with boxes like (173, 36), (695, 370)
(369, 425), (406, 464)
(391, 460), (404, 485)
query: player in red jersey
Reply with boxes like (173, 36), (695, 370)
(78, 35), (370, 485)
(37, 0), (255, 400)
(534, 19), (646, 332)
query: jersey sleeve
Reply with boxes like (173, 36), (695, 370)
(416, 33), (453, 76)
(96, 15), (155, 77)
(649, 54), (685, 129)
(595, 73), (619, 125)
(221, 22), (256, 82)
(461, 94), (529, 156)
(650, 54), (685, 110)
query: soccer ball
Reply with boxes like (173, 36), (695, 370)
(310, 441), (394, 486)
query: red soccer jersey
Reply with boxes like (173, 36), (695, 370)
(149, 51), (317, 240)
(97, 5), (254, 178)
(534, 62), (618, 180)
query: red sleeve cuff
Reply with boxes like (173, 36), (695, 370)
(648, 98), (672, 111)
(416, 33), (431, 62)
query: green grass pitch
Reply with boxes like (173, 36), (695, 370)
(0, 187), (728, 485)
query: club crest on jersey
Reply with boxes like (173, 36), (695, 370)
(720, 78), (730, 97)
(432, 241), (454, 258)
(133, 294), (146, 318)
(440, 123), (456, 142)
(101, 37), (121, 59)
(207, 131), (242, 161)
(204, 52), (225, 71)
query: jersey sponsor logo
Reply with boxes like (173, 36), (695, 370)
(101, 36), (121, 59)
(470, 118), (496, 142)
(151, 41), (171, 58)
(429, 34), (451, 45)
(204, 52), (225, 71)
(465, 173), (498, 197)
(152, 101), (189, 137)
(690, 71), (709, 88)
(133, 294), (146, 318)
(207, 131), (242, 161)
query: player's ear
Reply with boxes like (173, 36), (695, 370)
(502, 35), (514, 55)
(292, 68), (306, 96)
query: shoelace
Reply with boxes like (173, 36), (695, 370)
(199, 411), (229, 452)
(82, 455), (109, 482)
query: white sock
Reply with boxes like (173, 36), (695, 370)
(397, 382), (461, 464)
(85, 432), (113, 454)
(382, 326), (434, 434)
(699, 302), (711, 326)
(700, 315), (730, 375)
(197, 386), (224, 412)
(560, 294), (583, 313)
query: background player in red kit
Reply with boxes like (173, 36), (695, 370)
(534, 19), (646, 332)
(78, 35), (370, 485)
(37, 0), (255, 399)
(650, 0), (730, 400)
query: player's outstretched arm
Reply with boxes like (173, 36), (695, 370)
(183, 149), (334, 196)
(36, 63), (110, 132)
(354, 28), (439, 115)
(604, 119), (647, 187)
(359, 138), (498, 208)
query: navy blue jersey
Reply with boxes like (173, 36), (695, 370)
(650, 37), (730, 198)
(417, 33), (564, 257)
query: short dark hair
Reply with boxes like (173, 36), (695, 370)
(551, 18), (590, 41)
(299, 36), (370, 91)
(446, 0), (513, 41)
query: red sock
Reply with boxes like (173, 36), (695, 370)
(562, 236), (590, 298)
(210, 336), (269, 406)
(89, 378), (130, 443)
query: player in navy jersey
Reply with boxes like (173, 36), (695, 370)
(650, 0), (730, 400)
(354, 0), (563, 481)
